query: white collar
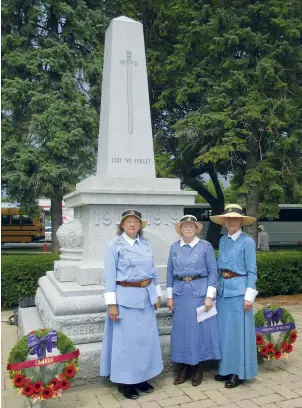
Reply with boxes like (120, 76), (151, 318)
(180, 236), (200, 248)
(228, 229), (242, 241)
(122, 232), (139, 247)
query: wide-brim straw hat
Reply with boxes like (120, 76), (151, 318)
(175, 215), (203, 236)
(116, 209), (147, 229)
(210, 204), (256, 226)
(258, 224), (265, 231)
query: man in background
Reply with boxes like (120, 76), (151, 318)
(258, 225), (270, 251)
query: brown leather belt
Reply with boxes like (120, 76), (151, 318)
(116, 279), (152, 288)
(175, 275), (205, 282)
(220, 270), (246, 279)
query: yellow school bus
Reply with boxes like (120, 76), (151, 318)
(1, 203), (45, 244)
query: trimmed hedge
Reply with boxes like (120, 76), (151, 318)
(1, 254), (59, 307)
(1, 251), (302, 308)
(256, 251), (302, 296)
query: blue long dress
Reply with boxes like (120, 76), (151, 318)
(100, 234), (163, 384)
(216, 231), (258, 380)
(167, 238), (221, 365)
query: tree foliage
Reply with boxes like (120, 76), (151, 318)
(2, 0), (108, 250)
(147, 0), (302, 243)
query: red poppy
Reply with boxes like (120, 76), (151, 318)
(13, 373), (25, 387)
(286, 344), (293, 353)
(49, 378), (60, 391)
(33, 381), (43, 393)
(289, 332), (297, 343)
(59, 379), (70, 390)
(273, 350), (282, 359)
(261, 346), (269, 356)
(256, 334), (264, 345)
(42, 387), (53, 399)
(64, 364), (76, 378)
(281, 342), (287, 349)
(23, 384), (34, 397)
(267, 343), (274, 352)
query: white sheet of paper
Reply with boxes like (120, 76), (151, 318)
(196, 301), (217, 323)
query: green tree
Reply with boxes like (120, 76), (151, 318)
(2, 0), (107, 251)
(146, 0), (302, 244)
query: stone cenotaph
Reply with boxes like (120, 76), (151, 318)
(18, 16), (196, 383)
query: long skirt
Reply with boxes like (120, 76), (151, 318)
(171, 284), (221, 365)
(216, 295), (258, 380)
(100, 290), (163, 384)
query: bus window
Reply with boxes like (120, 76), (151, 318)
(184, 208), (212, 221)
(279, 209), (302, 222)
(1, 215), (10, 225)
(12, 215), (21, 225)
(21, 215), (33, 225)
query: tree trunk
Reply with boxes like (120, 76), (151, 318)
(205, 170), (225, 248)
(206, 199), (224, 249)
(51, 197), (62, 253)
(245, 135), (259, 243)
(183, 171), (224, 248)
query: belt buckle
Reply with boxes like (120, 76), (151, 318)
(183, 277), (192, 282)
(222, 271), (230, 279)
(140, 280), (149, 287)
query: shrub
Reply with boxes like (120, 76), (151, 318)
(256, 251), (302, 296)
(1, 254), (59, 307)
(1, 251), (301, 308)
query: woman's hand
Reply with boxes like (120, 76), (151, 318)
(155, 296), (161, 310)
(244, 300), (253, 312)
(204, 297), (213, 312)
(109, 305), (119, 321)
(167, 298), (174, 312)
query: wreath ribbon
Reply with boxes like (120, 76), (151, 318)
(28, 330), (57, 359)
(7, 349), (80, 371)
(256, 322), (296, 334)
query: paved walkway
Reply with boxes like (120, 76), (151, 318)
(2, 303), (302, 408)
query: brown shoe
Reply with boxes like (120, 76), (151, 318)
(174, 364), (192, 385)
(191, 363), (203, 386)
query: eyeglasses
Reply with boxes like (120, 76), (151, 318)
(124, 219), (140, 225)
(181, 224), (196, 230)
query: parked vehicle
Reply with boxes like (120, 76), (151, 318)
(1, 203), (45, 244)
(184, 204), (302, 247)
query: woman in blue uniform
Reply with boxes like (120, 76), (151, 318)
(100, 209), (163, 399)
(167, 215), (221, 386)
(210, 204), (258, 388)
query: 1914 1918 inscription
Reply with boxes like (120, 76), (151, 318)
(112, 157), (152, 164)
(95, 210), (181, 227)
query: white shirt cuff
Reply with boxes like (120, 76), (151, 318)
(104, 292), (116, 305)
(244, 287), (258, 303)
(206, 286), (217, 299)
(166, 287), (173, 298)
(156, 284), (162, 297)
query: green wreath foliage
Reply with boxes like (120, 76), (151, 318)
(7, 328), (79, 401)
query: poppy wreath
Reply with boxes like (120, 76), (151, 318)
(7, 328), (79, 402)
(254, 306), (297, 361)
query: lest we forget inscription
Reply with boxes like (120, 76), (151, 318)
(111, 157), (152, 164)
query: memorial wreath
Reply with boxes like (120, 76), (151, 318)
(7, 328), (80, 402)
(255, 306), (297, 361)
